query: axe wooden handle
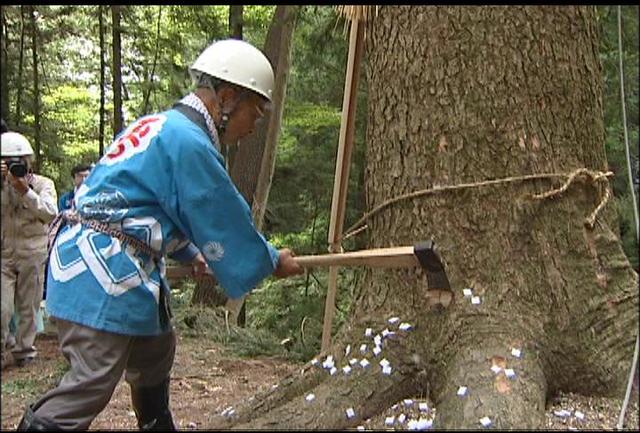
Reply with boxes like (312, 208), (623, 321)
(165, 266), (214, 280)
(293, 246), (419, 268)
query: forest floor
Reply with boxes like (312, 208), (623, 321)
(1, 330), (638, 430)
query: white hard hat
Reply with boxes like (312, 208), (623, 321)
(190, 39), (275, 101)
(1, 132), (34, 157)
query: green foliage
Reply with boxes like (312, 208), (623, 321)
(597, 5), (639, 268)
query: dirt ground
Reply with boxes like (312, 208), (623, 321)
(1, 330), (638, 430)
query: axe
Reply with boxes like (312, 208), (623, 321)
(294, 240), (453, 310)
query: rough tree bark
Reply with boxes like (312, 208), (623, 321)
(207, 6), (638, 430)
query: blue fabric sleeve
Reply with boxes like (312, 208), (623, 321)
(167, 242), (200, 263)
(157, 119), (278, 298)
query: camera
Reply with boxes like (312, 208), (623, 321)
(6, 158), (27, 178)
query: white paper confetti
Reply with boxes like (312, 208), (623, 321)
(457, 386), (468, 396)
(403, 399), (414, 406)
(463, 288), (473, 297)
(365, 328), (373, 337)
(382, 365), (392, 375)
(553, 409), (572, 418)
(356, 426), (365, 431)
(379, 358), (390, 368)
(346, 407), (356, 419)
(349, 358), (359, 365)
(373, 345), (382, 356)
(504, 368), (516, 378)
(305, 393), (316, 402)
(329, 367), (337, 375)
(385, 416), (395, 426)
(342, 365), (352, 375)
(360, 344), (368, 353)
(322, 355), (334, 369)
(419, 402), (429, 412)
(511, 348), (522, 358)
(310, 358), (319, 366)
(345, 345), (351, 356)
(374, 335), (383, 346)
(397, 413), (406, 424)
(574, 410), (585, 420)
(359, 358), (370, 368)
(418, 418), (433, 430)
(399, 322), (413, 331)
(471, 296), (481, 305)
(479, 416), (492, 427)
(490, 365), (502, 374)
(188, 421), (197, 428)
(382, 329), (396, 338)
(388, 316), (400, 324)
(408, 418), (433, 430)
(220, 406), (234, 416)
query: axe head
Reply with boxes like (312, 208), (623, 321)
(414, 240), (451, 291)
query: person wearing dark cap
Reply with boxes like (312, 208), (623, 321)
(58, 164), (93, 211)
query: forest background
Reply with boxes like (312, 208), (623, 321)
(0, 5), (637, 361)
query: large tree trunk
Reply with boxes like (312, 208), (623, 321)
(111, 5), (123, 137)
(207, 6), (638, 430)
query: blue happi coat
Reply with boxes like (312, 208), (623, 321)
(46, 108), (280, 336)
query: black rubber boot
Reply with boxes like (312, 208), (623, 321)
(16, 404), (62, 431)
(130, 377), (176, 431)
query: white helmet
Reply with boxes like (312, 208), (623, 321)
(1, 132), (34, 157)
(190, 39), (275, 101)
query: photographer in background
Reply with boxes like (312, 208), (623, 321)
(1, 131), (58, 369)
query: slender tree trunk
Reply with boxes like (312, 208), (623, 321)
(14, 5), (25, 128)
(191, 6), (299, 316)
(111, 5), (123, 137)
(98, 5), (106, 156)
(251, 6), (298, 230)
(141, 6), (162, 115)
(0, 6), (9, 122)
(214, 6), (298, 326)
(229, 5), (243, 40)
(208, 6), (638, 430)
(29, 5), (40, 171)
(228, 5), (297, 210)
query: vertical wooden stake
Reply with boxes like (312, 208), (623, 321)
(321, 18), (365, 353)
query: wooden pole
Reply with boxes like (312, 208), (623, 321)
(321, 18), (365, 353)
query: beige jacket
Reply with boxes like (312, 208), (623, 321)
(1, 173), (58, 258)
